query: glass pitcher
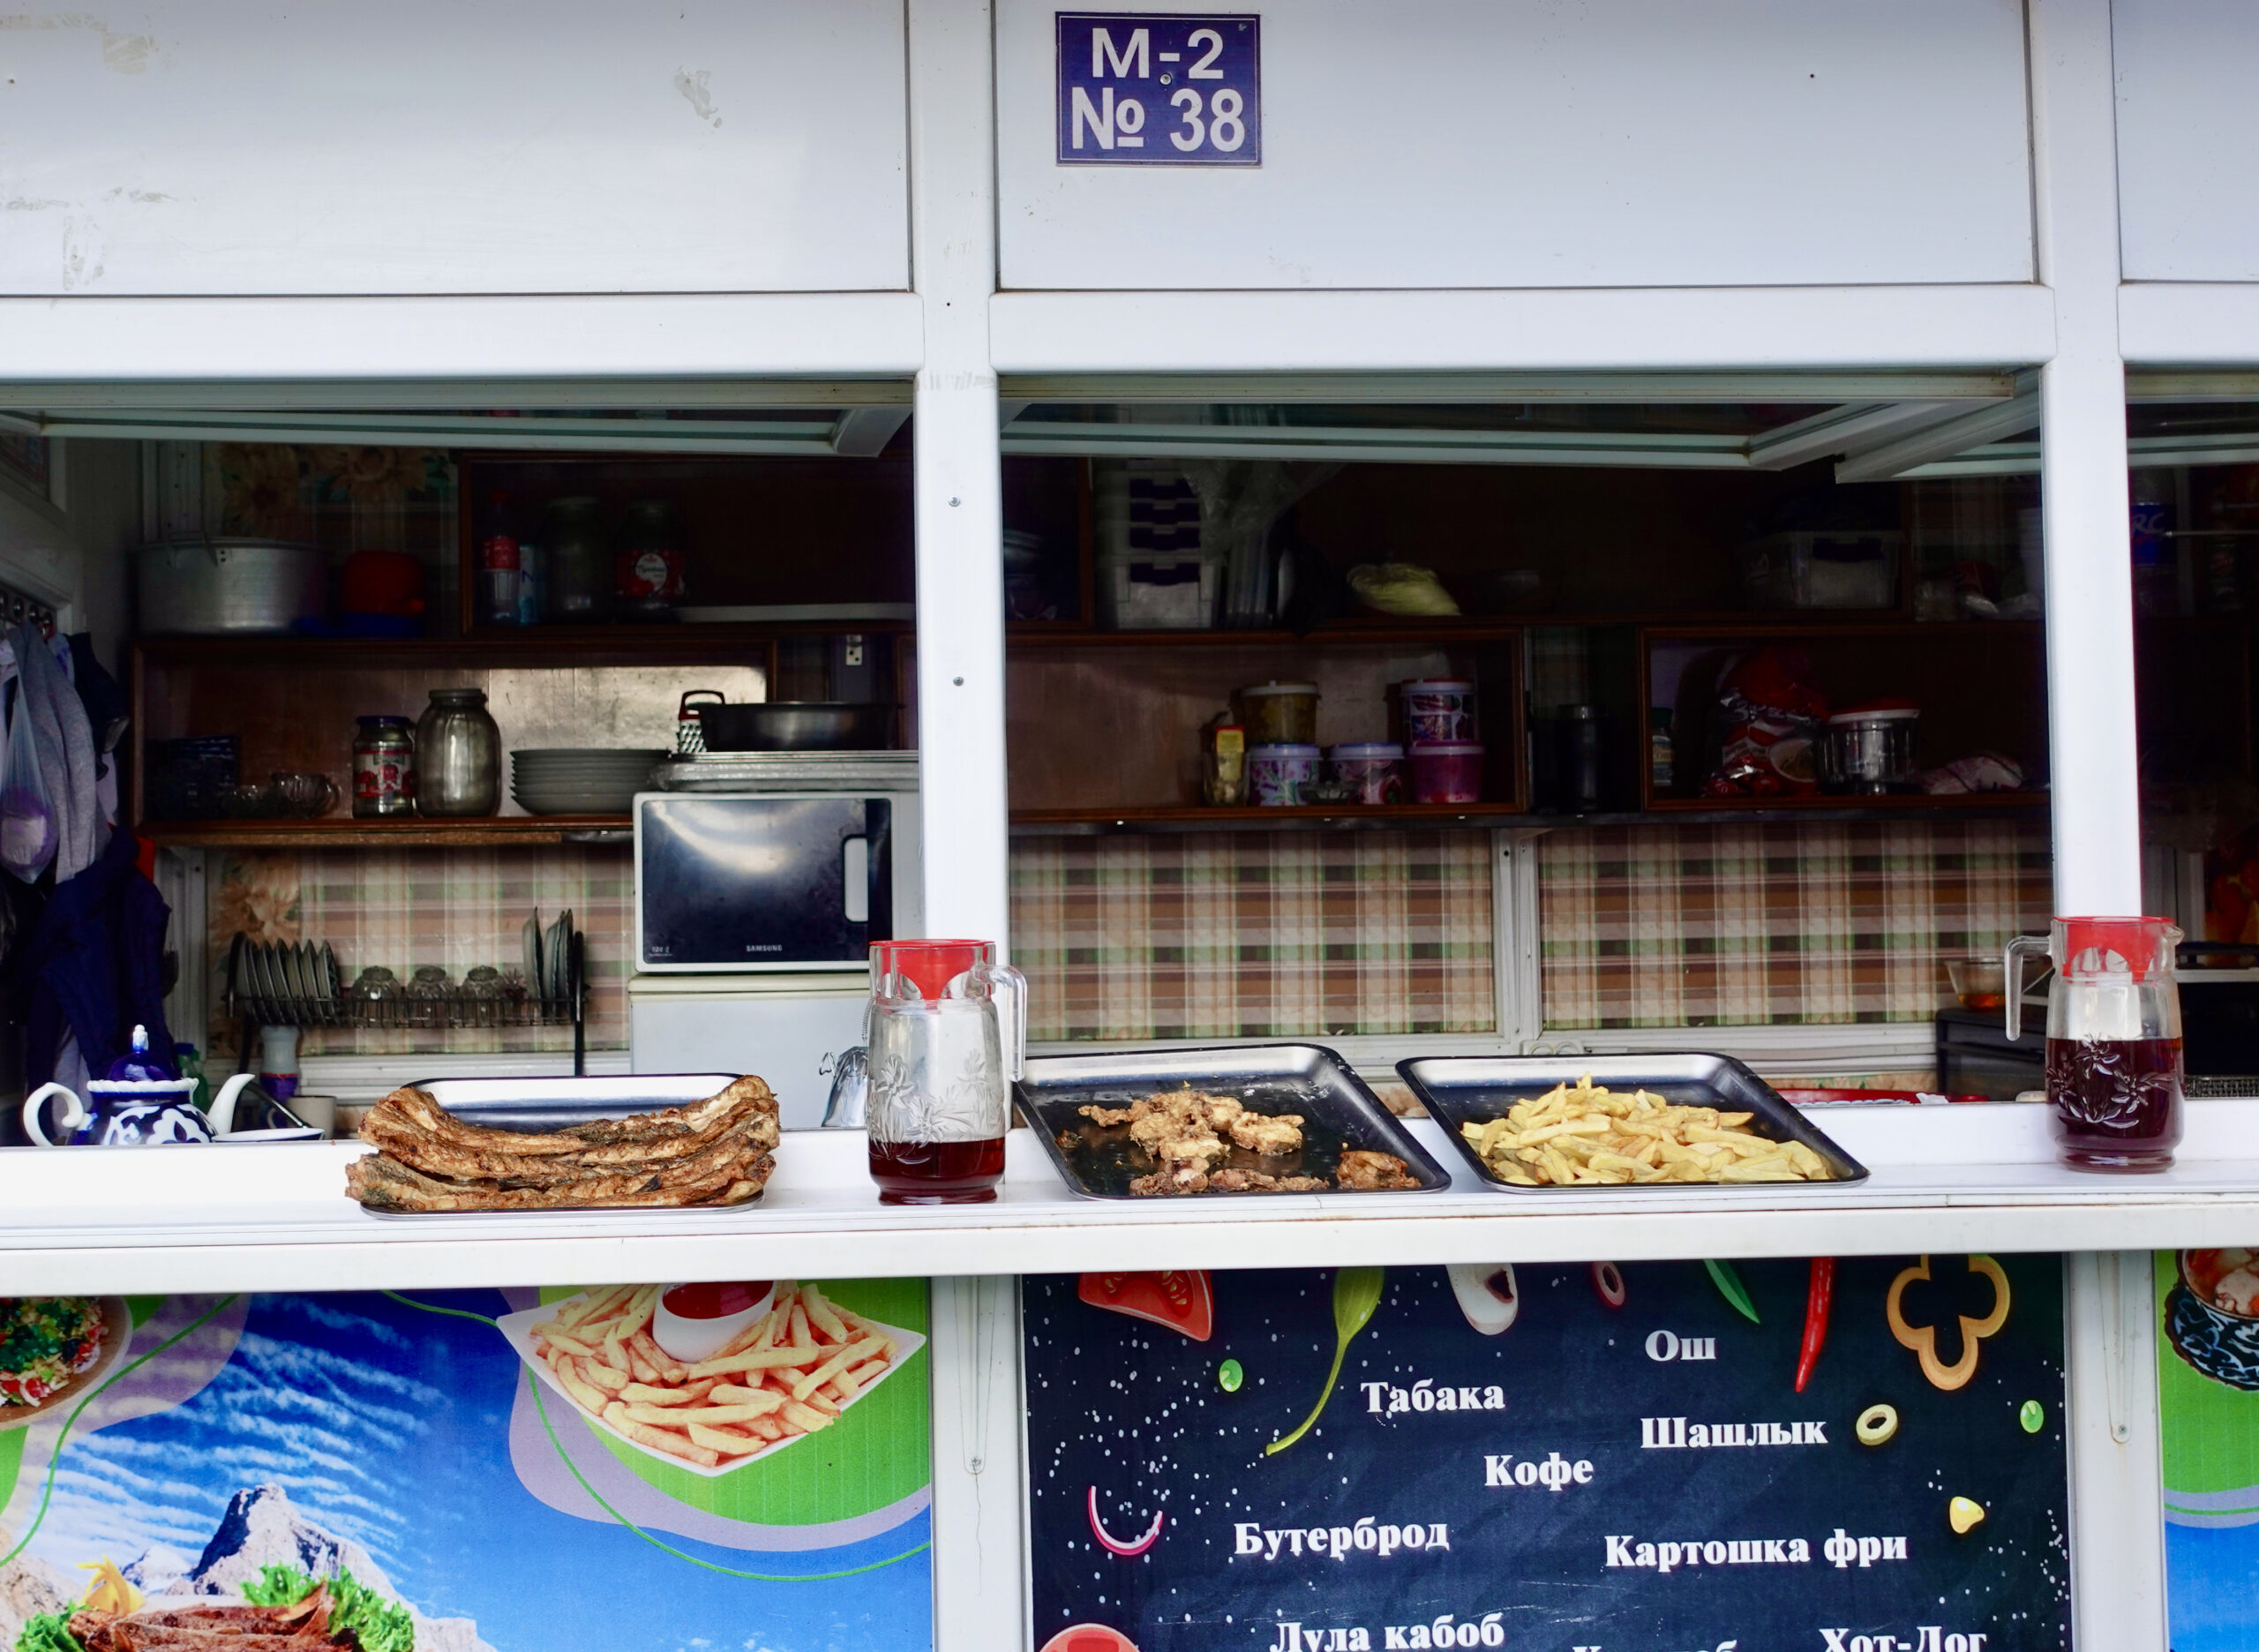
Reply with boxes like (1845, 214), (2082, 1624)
(2006, 916), (2185, 1172)
(864, 940), (1027, 1205)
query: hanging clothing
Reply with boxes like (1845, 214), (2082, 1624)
(19, 824), (175, 1089)
(68, 634), (128, 834)
(10, 620), (101, 880)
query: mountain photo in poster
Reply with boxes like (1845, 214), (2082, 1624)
(0, 1281), (933, 1652)
(1024, 1260), (2069, 1652)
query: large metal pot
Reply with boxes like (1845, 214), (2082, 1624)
(696, 701), (896, 752)
(135, 537), (326, 635)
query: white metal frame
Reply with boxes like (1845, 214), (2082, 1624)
(0, 0), (2226, 1644)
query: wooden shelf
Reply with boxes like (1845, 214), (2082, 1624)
(142, 815), (632, 848)
(1642, 618), (2044, 642)
(135, 627), (825, 670)
(1004, 616), (2071, 650)
(1640, 790), (2051, 813)
(1011, 802), (1527, 833)
(1007, 618), (1529, 648)
(1010, 797), (2049, 833)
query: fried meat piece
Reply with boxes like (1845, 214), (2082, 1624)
(1208, 1168), (1328, 1192)
(1081, 1089), (1307, 1190)
(70, 1585), (337, 1648)
(1226, 1110), (1305, 1156)
(1334, 1149), (1419, 1190)
(1130, 1167), (1208, 1196)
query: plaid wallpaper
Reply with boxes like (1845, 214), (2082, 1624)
(196, 818), (2048, 1060)
(206, 846), (631, 1058)
(1538, 820), (2053, 1029)
(1010, 831), (1497, 1040)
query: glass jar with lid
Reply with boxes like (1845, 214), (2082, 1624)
(542, 496), (612, 623)
(415, 687), (501, 816)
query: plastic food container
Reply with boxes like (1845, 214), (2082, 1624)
(1820, 700), (1920, 794)
(1400, 679), (1477, 744)
(1248, 744), (1323, 806)
(1331, 742), (1405, 804)
(1736, 530), (1903, 610)
(1410, 741), (1484, 804)
(1236, 682), (1321, 746)
(1094, 460), (1216, 629)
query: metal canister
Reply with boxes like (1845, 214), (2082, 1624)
(352, 717), (416, 818)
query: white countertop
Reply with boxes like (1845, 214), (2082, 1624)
(1, 1099), (2256, 1292)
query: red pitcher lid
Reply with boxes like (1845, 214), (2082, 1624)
(2058, 916), (2181, 978)
(871, 939), (995, 998)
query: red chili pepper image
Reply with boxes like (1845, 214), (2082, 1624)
(1795, 1257), (1835, 1393)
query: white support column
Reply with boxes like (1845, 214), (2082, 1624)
(910, 3), (1021, 1647)
(2030, 0), (2143, 917)
(909, 0), (1011, 951)
(927, 1275), (1027, 1652)
(2064, 1251), (2167, 1651)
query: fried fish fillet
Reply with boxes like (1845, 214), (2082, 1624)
(364, 1105), (776, 1186)
(361, 1077), (777, 1164)
(347, 1076), (780, 1213)
(348, 1149), (771, 1213)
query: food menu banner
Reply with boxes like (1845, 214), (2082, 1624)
(1024, 1261), (2070, 1652)
(0, 1282), (932, 1652)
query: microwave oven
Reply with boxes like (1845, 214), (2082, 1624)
(633, 790), (923, 972)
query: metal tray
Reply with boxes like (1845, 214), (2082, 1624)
(1017, 1043), (1451, 1200)
(1396, 1052), (1869, 1192)
(354, 1072), (767, 1218)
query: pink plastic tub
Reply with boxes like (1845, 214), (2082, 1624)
(1409, 740), (1483, 804)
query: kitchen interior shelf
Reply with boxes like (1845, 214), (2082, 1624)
(10, 1100), (2259, 1296)
(142, 815), (633, 847)
(135, 626), (887, 670)
(1004, 615), (2054, 650)
(1009, 797), (2052, 833)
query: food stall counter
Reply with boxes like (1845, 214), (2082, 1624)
(10, 1100), (2259, 1297)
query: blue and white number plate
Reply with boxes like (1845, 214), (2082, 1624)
(1055, 12), (1260, 166)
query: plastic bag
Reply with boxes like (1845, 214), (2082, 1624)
(1702, 645), (1830, 798)
(0, 673), (57, 881)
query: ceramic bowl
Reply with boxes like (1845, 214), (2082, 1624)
(651, 1280), (777, 1363)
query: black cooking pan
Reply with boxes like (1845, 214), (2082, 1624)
(693, 697), (897, 752)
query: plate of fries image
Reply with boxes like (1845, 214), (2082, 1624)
(1398, 1053), (1866, 1191)
(496, 1280), (926, 1476)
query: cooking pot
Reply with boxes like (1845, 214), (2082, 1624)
(695, 700), (896, 752)
(136, 537), (326, 635)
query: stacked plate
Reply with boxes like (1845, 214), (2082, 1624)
(511, 748), (667, 816)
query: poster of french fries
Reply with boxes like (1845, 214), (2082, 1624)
(1025, 1261), (2069, 1652)
(497, 1280), (927, 1476)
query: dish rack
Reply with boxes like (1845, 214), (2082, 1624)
(221, 920), (589, 1072)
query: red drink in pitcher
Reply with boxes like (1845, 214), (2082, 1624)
(2009, 917), (2187, 1174)
(868, 1136), (1009, 1205)
(2045, 1035), (2185, 1172)
(862, 939), (1027, 1205)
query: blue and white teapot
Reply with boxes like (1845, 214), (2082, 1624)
(21, 1025), (261, 1147)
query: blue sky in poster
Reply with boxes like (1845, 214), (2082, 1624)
(28, 1290), (931, 1652)
(2168, 1524), (2259, 1652)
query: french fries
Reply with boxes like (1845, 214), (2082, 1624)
(1462, 1075), (1834, 1187)
(529, 1280), (898, 1468)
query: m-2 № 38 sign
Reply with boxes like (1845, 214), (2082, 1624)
(1056, 13), (1260, 165)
